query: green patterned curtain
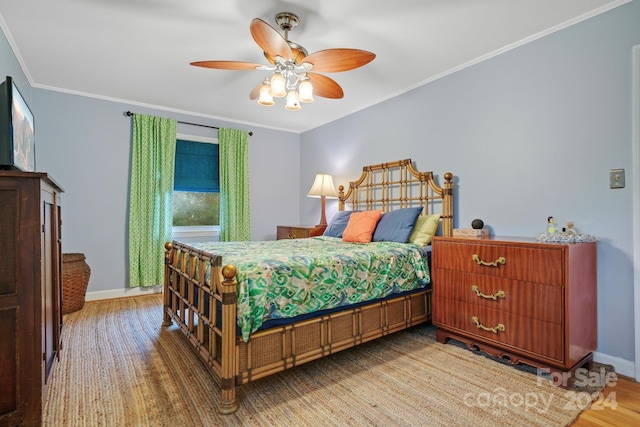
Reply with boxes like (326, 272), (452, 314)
(128, 113), (177, 287)
(219, 128), (251, 241)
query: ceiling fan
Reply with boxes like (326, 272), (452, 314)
(190, 12), (376, 111)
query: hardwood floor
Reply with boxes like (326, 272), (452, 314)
(572, 376), (640, 426)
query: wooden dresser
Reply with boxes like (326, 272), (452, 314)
(0, 171), (63, 426)
(431, 235), (597, 375)
(276, 225), (326, 240)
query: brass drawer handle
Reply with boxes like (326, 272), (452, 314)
(472, 254), (506, 267)
(472, 285), (505, 301)
(287, 233), (297, 239)
(472, 316), (505, 334)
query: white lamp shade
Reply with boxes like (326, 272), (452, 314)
(307, 173), (339, 198)
(257, 84), (274, 106)
(285, 90), (301, 111)
(298, 80), (314, 103)
(269, 73), (287, 98)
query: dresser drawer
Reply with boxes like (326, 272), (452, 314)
(432, 236), (596, 373)
(433, 300), (564, 362)
(433, 239), (565, 286)
(277, 225), (327, 240)
(278, 226), (309, 239)
(433, 270), (563, 324)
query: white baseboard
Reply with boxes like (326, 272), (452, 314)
(593, 351), (636, 379)
(85, 285), (163, 302)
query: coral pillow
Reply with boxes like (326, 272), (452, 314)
(342, 210), (383, 243)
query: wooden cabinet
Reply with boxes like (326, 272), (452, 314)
(276, 225), (326, 240)
(0, 171), (63, 426)
(431, 236), (597, 375)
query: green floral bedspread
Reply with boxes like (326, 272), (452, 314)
(192, 236), (430, 341)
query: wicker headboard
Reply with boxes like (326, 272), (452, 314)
(338, 159), (453, 237)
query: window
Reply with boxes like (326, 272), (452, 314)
(172, 134), (220, 242)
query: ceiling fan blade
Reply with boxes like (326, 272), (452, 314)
(249, 82), (262, 100)
(190, 61), (262, 70)
(303, 49), (376, 72)
(250, 18), (292, 61)
(308, 73), (344, 99)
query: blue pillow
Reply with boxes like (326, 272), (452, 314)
(323, 211), (358, 238)
(372, 207), (423, 243)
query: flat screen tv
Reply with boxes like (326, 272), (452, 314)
(0, 76), (35, 172)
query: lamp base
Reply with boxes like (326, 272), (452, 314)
(309, 225), (327, 237)
(316, 196), (328, 228)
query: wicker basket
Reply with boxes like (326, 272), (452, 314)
(62, 253), (91, 315)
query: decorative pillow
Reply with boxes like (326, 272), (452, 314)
(342, 210), (383, 243)
(372, 207), (423, 243)
(323, 211), (358, 238)
(408, 214), (441, 246)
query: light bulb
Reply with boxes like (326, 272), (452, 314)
(257, 83), (274, 106)
(298, 79), (314, 103)
(285, 90), (301, 111)
(269, 73), (287, 98)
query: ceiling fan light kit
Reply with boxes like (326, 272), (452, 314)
(298, 78), (314, 103)
(191, 12), (375, 111)
(285, 90), (301, 111)
(269, 72), (287, 98)
(257, 79), (275, 106)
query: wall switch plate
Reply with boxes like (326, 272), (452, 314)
(610, 168), (625, 189)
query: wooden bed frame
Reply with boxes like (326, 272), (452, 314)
(162, 159), (453, 414)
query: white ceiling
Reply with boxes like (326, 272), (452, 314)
(0, 0), (627, 133)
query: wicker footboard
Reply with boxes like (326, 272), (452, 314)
(163, 241), (432, 414)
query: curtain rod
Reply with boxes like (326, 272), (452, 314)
(124, 111), (252, 136)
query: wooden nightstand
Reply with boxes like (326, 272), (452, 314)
(277, 225), (326, 240)
(431, 235), (597, 377)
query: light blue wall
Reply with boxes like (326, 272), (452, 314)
(0, 25), (301, 295)
(300, 2), (640, 363)
(30, 91), (300, 295)
(0, 27), (29, 103)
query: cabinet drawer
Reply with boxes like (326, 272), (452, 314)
(433, 300), (563, 362)
(277, 226), (311, 240)
(433, 270), (563, 324)
(433, 240), (565, 285)
(276, 225), (327, 240)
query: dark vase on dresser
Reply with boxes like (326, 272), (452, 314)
(0, 171), (63, 426)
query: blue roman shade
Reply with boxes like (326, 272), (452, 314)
(174, 139), (219, 192)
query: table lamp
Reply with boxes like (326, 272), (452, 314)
(307, 173), (339, 227)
